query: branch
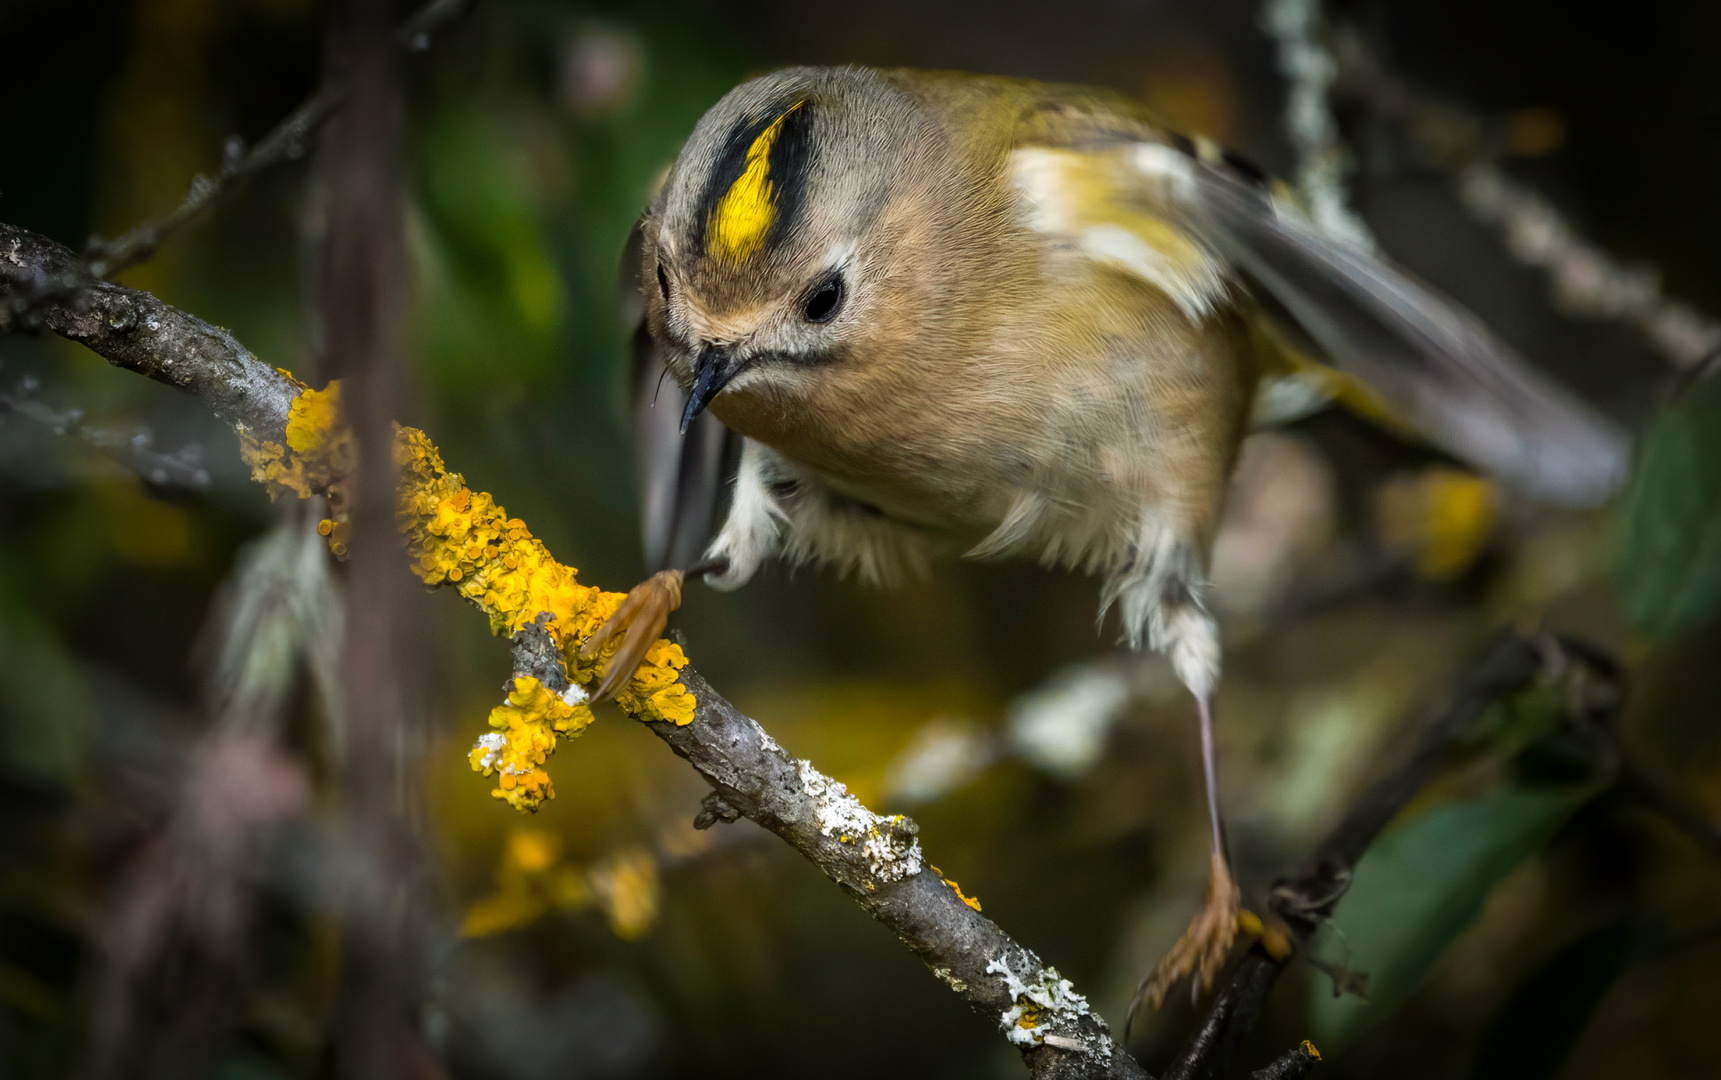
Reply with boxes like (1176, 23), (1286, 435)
(0, 220), (1144, 1080)
(1249, 1042), (1321, 1080)
(1161, 632), (1612, 1079)
(1, 226), (297, 437)
(1332, 32), (1721, 372)
(0, 374), (211, 488)
(81, 0), (474, 280)
(1263, 0), (1376, 250)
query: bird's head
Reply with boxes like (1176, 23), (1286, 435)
(640, 67), (952, 435)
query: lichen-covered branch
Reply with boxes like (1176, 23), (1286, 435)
(1332, 31), (1721, 371)
(1263, 0), (1375, 251)
(0, 219), (1144, 1080)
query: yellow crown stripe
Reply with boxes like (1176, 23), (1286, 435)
(709, 102), (802, 261)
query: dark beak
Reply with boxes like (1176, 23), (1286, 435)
(681, 344), (738, 434)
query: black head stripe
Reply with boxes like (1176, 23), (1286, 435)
(691, 101), (817, 259)
(693, 111), (776, 254)
(763, 103), (815, 248)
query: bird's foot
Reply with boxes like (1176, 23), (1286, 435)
(1136, 850), (1243, 1012)
(579, 569), (684, 701)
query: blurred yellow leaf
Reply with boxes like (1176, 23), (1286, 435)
(461, 887), (548, 939)
(1377, 468), (1498, 580)
(505, 827), (561, 875)
(588, 848), (660, 941)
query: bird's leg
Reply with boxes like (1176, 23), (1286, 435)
(1135, 693), (1243, 1011)
(579, 557), (727, 701)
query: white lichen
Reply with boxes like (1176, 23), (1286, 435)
(1264, 0), (1377, 251)
(986, 953), (1093, 1048)
(795, 759), (924, 883)
(757, 729), (785, 759)
(929, 965), (969, 994)
(472, 731), (506, 771)
(559, 682), (589, 706)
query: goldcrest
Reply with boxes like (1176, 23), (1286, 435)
(583, 66), (1627, 1007)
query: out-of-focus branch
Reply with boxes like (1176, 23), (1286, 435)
(1456, 166), (1721, 370)
(1160, 633), (1617, 1080)
(1332, 33), (1721, 372)
(81, 0), (473, 281)
(1263, 0), (1375, 250)
(1618, 750), (1721, 862)
(316, 0), (431, 1076)
(0, 374), (211, 488)
(0, 219), (1144, 1080)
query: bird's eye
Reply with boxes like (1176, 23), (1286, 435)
(656, 263), (670, 301)
(803, 275), (844, 323)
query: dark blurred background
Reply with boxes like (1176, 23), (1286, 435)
(1, 1), (1719, 1077)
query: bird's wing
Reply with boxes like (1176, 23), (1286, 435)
(1005, 91), (1630, 507)
(1186, 156), (1628, 505)
(621, 217), (739, 571)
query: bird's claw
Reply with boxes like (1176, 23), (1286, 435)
(579, 569), (684, 702)
(1133, 850), (1243, 1014)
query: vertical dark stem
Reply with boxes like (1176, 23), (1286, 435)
(318, 0), (427, 1075)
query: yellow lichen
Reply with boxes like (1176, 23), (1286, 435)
(237, 374), (700, 815)
(1236, 908), (1293, 962)
(240, 379), (357, 558)
(239, 378), (350, 506)
(394, 426), (694, 733)
(931, 864), (983, 912)
(467, 675), (595, 811)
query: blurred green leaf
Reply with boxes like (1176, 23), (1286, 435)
(1468, 919), (1652, 1080)
(1310, 777), (1604, 1047)
(0, 567), (91, 786)
(1619, 374), (1721, 637)
(414, 107), (568, 390)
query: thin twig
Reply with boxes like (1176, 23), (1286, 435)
(81, 0), (474, 281)
(0, 375), (211, 488)
(1248, 1041), (1321, 1080)
(1161, 632), (1608, 1079)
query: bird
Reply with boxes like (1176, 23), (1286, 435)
(578, 65), (1629, 1010)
